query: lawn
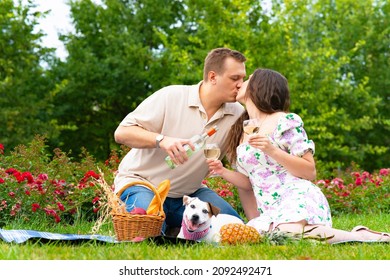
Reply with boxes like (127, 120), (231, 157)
(1, 213), (389, 260)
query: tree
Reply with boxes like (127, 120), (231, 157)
(50, 0), (186, 159)
(29, 0), (388, 172)
(243, 0), (388, 172)
(0, 0), (56, 153)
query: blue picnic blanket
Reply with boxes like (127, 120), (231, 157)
(0, 228), (200, 245)
(0, 228), (117, 244)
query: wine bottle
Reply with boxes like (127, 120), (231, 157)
(165, 125), (219, 169)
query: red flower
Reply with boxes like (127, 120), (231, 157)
(32, 203), (40, 212)
(0, 178), (4, 184)
(84, 170), (100, 179)
(22, 172), (34, 184)
(0, 143), (4, 154)
(341, 191), (350, 197)
(8, 192), (15, 198)
(92, 196), (100, 204)
(361, 171), (371, 180)
(5, 168), (17, 174)
(351, 172), (360, 178)
(38, 173), (49, 181)
(374, 178), (383, 186)
(51, 179), (66, 187)
(57, 202), (65, 211)
(44, 208), (57, 216)
(1, 200), (7, 206)
(379, 168), (389, 176)
(355, 177), (363, 186)
(331, 178), (343, 186)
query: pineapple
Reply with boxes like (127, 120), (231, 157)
(219, 223), (262, 245)
(218, 224), (332, 246)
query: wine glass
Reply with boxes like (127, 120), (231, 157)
(204, 143), (221, 160)
(204, 143), (221, 177)
(243, 119), (260, 135)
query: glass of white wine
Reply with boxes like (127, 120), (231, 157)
(243, 119), (260, 135)
(204, 143), (221, 177)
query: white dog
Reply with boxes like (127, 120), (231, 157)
(177, 195), (244, 242)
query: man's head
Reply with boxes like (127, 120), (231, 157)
(203, 48), (246, 81)
(203, 48), (247, 103)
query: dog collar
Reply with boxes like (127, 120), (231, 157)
(181, 220), (211, 240)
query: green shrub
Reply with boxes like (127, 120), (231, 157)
(0, 135), (125, 227)
(0, 136), (388, 228)
(316, 165), (390, 215)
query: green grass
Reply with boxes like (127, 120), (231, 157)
(1, 213), (389, 260)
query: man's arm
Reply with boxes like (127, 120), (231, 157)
(114, 125), (194, 165)
(114, 125), (159, 149)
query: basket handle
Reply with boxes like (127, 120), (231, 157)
(116, 180), (165, 217)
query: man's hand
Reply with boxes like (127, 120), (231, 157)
(160, 136), (195, 166)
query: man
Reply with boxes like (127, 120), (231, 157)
(114, 47), (246, 235)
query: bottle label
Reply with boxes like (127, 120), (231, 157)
(164, 125), (219, 169)
(166, 158), (176, 169)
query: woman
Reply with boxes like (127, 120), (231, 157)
(207, 68), (389, 244)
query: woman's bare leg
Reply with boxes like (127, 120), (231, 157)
(304, 225), (390, 244)
(275, 222), (390, 244)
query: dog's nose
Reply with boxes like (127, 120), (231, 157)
(191, 214), (199, 222)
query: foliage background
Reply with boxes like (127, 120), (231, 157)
(1, 0), (389, 174)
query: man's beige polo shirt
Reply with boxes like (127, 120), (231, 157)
(114, 82), (244, 198)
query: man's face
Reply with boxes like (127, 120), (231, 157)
(236, 74), (252, 104)
(215, 57), (246, 103)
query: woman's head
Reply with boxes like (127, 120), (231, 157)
(226, 69), (290, 163)
(244, 68), (290, 113)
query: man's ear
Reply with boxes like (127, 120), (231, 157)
(208, 71), (217, 85)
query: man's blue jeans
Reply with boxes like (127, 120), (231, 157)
(119, 185), (242, 234)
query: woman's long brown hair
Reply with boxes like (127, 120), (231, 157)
(226, 68), (290, 164)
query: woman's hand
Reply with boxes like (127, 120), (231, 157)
(248, 134), (276, 154)
(206, 159), (225, 176)
(207, 159), (253, 191)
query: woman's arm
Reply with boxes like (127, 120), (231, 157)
(207, 159), (253, 190)
(207, 159), (259, 220)
(236, 188), (260, 220)
(249, 135), (316, 180)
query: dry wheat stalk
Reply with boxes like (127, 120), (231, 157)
(91, 170), (126, 234)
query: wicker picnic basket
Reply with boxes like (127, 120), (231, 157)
(113, 180), (167, 241)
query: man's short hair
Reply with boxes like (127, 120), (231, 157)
(203, 48), (246, 81)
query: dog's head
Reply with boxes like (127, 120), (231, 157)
(182, 195), (220, 232)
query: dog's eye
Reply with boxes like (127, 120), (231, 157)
(202, 209), (209, 214)
(190, 204), (195, 209)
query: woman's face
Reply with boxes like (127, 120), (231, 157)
(236, 75), (252, 104)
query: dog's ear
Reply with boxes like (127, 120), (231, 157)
(183, 195), (192, 206)
(207, 202), (221, 217)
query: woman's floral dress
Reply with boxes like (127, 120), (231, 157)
(237, 113), (332, 232)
